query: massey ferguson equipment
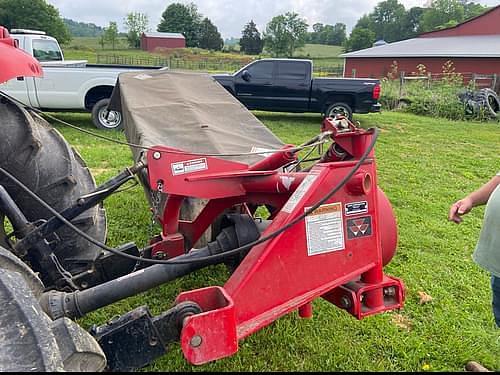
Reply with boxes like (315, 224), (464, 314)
(0, 26), (405, 372)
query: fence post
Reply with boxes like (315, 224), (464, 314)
(399, 72), (405, 98)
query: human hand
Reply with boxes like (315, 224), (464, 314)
(448, 197), (473, 224)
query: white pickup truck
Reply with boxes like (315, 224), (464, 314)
(0, 29), (164, 129)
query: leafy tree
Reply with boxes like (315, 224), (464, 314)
(104, 21), (119, 50)
(198, 18), (223, 51)
(264, 12), (308, 57)
(0, 0), (70, 43)
(355, 14), (373, 30)
(344, 27), (376, 52)
(157, 2), (201, 47)
(420, 0), (465, 31)
(463, 1), (487, 19)
(308, 23), (347, 45)
(369, 0), (407, 42)
(124, 12), (149, 48)
(240, 20), (264, 55)
(402, 7), (425, 38)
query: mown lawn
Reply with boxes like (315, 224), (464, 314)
(46, 110), (499, 372)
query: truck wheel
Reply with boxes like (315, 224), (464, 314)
(325, 103), (353, 120)
(0, 96), (107, 289)
(91, 98), (123, 130)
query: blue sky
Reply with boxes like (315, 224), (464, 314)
(47, 0), (500, 39)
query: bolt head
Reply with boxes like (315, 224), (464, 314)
(153, 151), (162, 160)
(190, 335), (203, 348)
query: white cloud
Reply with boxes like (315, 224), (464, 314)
(47, 0), (499, 38)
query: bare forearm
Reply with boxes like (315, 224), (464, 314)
(467, 175), (500, 207)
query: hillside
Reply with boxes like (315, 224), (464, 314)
(64, 18), (104, 37)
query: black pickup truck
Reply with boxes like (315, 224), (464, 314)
(213, 58), (381, 119)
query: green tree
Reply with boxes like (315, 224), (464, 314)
(0, 0), (70, 43)
(308, 23), (347, 45)
(264, 12), (308, 57)
(369, 0), (407, 42)
(104, 21), (119, 50)
(124, 12), (149, 48)
(198, 18), (223, 51)
(344, 27), (376, 52)
(402, 7), (425, 38)
(463, 1), (487, 19)
(240, 20), (264, 55)
(157, 2), (201, 48)
(420, 0), (465, 31)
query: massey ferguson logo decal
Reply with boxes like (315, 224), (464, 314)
(347, 216), (372, 239)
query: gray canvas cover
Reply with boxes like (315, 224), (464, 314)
(109, 69), (284, 165)
(108, 70), (285, 233)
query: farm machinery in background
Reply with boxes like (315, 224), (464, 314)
(0, 26), (405, 371)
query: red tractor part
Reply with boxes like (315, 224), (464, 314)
(145, 117), (405, 365)
(0, 26), (42, 83)
(31, 116), (404, 371)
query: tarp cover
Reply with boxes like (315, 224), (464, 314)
(109, 69), (284, 165)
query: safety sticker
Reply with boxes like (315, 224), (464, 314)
(305, 202), (345, 256)
(347, 216), (372, 239)
(171, 158), (208, 176)
(345, 201), (368, 216)
(282, 172), (319, 213)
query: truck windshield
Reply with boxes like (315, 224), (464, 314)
(32, 39), (62, 61)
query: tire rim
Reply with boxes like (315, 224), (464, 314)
(98, 107), (122, 129)
(328, 105), (349, 118)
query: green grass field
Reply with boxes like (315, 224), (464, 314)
(44, 110), (500, 372)
(63, 38), (344, 73)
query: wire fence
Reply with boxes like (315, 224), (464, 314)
(96, 54), (344, 77)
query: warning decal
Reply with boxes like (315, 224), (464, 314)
(305, 202), (345, 256)
(171, 158), (208, 176)
(347, 216), (373, 239)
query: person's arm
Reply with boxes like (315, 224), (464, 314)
(449, 174), (500, 224)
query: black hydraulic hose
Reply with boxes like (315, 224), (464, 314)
(0, 127), (379, 266)
(41, 246), (220, 320)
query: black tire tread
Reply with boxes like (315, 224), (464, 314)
(0, 96), (107, 281)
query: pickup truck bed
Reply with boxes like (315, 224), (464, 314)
(0, 30), (163, 129)
(213, 59), (381, 119)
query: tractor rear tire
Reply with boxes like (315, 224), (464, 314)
(0, 95), (107, 289)
(474, 88), (500, 118)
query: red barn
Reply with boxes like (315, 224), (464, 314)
(341, 5), (500, 81)
(141, 32), (186, 52)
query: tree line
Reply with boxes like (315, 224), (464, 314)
(0, 0), (492, 56)
(345, 0), (489, 52)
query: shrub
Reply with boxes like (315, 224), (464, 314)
(380, 61), (494, 121)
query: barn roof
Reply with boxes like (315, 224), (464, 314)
(142, 32), (185, 39)
(341, 35), (500, 58)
